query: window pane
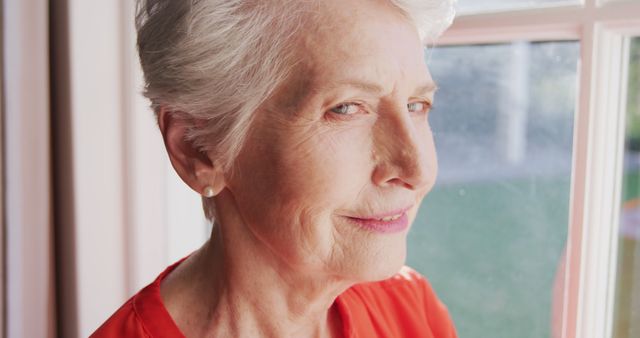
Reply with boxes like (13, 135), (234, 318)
(613, 36), (640, 338)
(457, 0), (580, 14)
(409, 41), (579, 338)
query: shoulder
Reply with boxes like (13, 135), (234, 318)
(365, 265), (432, 295)
(338, 266), (457, 338)
(90, 297), (149, 338)
(345, 266), (440, 309)
(91, 258), (188, 338)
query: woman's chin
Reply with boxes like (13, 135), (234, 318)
(347, 241), (408, 283)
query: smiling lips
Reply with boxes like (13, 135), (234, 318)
(379, 213), (403, 222)
(346, 207), (412, 234)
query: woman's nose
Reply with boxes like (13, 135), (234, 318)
(371, 108), (434, 191)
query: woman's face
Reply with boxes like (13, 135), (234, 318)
(222, 1), (438, 282)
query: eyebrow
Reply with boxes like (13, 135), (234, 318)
(323, 80), (438, 96)
(338, 80), (385, 94)
(414, 82), (439, 96)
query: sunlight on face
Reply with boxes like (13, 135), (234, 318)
(224, 0), (438, 282)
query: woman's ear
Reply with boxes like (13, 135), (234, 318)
(158, 108), (226, 197)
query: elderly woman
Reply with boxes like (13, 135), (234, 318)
(94, 0), (456, 337)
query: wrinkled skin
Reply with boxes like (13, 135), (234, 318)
(159, 0), (439, 337)
(226, 1), (438, 283)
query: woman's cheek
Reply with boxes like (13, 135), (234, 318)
(298, 122), (373, 176)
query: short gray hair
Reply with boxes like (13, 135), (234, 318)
(135, 0), (455, 219)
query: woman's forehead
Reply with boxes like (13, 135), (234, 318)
(298, 35), (428, 93)
(264, 0), (430, 110)
(300, 1), (424, 67)
(304, 0), (415, 46)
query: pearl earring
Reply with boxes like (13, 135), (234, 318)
(203, 186), (215, 198)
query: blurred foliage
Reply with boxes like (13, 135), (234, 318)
(627, 38), (640, 143)
(613, 38), (640, 338)
(622, 171), (640, 204)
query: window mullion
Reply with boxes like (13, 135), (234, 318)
(571, 24), (629, 338)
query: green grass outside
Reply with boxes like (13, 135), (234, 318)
(407, 170), (639, 338)
(407, 175), (571, 338)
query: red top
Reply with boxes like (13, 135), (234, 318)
(92, 260), (457, 338)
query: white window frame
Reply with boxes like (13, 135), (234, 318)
(4, 0), (55, 337)
(439, 1), (640, 338)
(59, 0), (640, 337)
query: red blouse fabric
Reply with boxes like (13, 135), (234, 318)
(92, 260), (457, 338)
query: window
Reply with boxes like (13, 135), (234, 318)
(405, 1), (640, 338)
(409, 41), (579, 338)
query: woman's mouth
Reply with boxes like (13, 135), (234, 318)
(345, 207), (412, 234)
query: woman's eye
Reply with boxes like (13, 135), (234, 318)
(330, 103), (360, 115)
(408, 101), (431, 114)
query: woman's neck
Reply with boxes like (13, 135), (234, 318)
(160, 222), (351, 338)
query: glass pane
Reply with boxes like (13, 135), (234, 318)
(613, 36), (640, 338)
(409, 41), (579, 338)
(457, 0), (580, 14)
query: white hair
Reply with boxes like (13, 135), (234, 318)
(135, 0), (455, 220)
(393, 0), (457, 43)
